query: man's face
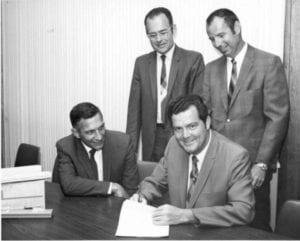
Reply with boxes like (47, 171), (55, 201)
(72, 113), (105, 150)
(172, 106), (210, 155)
(145, 13), (175, 54)
(206, 16), (241, 58)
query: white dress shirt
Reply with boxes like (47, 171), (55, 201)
(156, 44), (175, 123)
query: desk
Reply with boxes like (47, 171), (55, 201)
(2, 182), (289, 240)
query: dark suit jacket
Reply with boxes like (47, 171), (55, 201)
(126, 45), (205, 161)
(139, 130), (255, 227)
(52, 130), (139, 196)
(202, 45), (289, 168)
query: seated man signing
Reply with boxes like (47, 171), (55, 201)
(53, 102), (139, 198)
(131, 95), (254, 227)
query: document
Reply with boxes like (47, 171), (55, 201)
(115, 200), (169, 237)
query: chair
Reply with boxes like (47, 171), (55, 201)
(137, 160), (156, 181)
(275, 200), (300, 239)
(14, 143), (40, 167)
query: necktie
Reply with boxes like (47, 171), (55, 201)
(89, 149), (99, 180)
(186, 155), (199, 203)
(228, 58), (237, 105)
(160, 55), (167, 122)
(160, 55), (167, 88)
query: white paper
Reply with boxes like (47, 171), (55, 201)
(115, 199), (169, 237)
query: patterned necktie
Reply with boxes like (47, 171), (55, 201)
(228, 58), (237, 105)
(89, 149), (99, 180)
(186, 155), (199, 203)
(160, 55), (167, 88)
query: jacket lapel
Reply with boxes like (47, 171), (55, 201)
(148, 52), (157, 110)
(176, 149), (189, 208)
(102, 131), (112, 181)
(166, 45), (180, 101)
(187, 131), (217, 208)
(229, 45), (254, 108)
(218, 57), (229, 111)
(75, 138), (95, 179)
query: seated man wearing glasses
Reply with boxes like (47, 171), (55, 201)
(126, 7), (205, 163)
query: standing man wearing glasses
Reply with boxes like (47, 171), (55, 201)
(127, 7), (205, 162)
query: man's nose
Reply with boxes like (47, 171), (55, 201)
(94, 129), (103, 140)
(214, 37), (222, 48)
(182, 128), (190, 138)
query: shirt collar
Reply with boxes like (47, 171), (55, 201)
(156, 43), (176, 60)
(227, 42), (248, 64)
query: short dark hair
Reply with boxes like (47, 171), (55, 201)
(70, 102), (103, 127)
(206, 8), (239, 33)
(144, 7), (173, 33)
(167, 95), (208, 125)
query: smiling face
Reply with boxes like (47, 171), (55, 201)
(145, 13), (175, 54)
(72, 113), (105, 150)
(206, 16), (242, 58)
(172, 105), (210, 155)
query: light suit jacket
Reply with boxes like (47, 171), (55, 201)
(202, 45), (289, 168)
(126, 45), (205, 161)
(139, 130), (255, 227)
(52, 130), (139, 196)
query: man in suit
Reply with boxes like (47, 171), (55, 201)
(202, 8), (289, 231)
(126, 7), (205, 162)
(131, 95), (254, 227)
(52, 102), (139, 198)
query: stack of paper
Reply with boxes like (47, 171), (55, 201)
(1, 165), (53, 218)
(115, 200), (169, 237)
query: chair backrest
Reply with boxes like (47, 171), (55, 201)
(15, 143), (40, 167)
(275, 200), (300, 239)
(137, 160), (156, 181)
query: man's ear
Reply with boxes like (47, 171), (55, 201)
(171, 24), (177, 37)
(233, 20), (241, 35)
(71, 127), (80, 139)
(205, 116), (211, 130)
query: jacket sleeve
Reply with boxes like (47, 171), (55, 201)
(126, 59), (142, 152)
(192, 150), (255, 227)
(255, 56), (289, 165)
(189, 53), (205, 95)
(56, 144), (110, 196)
(121, 136), (140, 196)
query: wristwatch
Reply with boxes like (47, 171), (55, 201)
(255, 162), (268, 171)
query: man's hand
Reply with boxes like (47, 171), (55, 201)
(251, 164), (266, 189)
(129, 193), (147, 204)
(152, 204), (195, 225)
(111, 183), (129, 198)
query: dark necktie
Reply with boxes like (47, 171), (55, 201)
(228, 58), (237, 105)
(186, 155), (199, 203)
(160, 55), (167, 122)
(160, 55), (167, 88)
(89, 149), (99, 180)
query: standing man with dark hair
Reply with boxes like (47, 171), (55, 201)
(131, 94), (254, 227)
(127, 7), (205, 162)
(52, 102), (139, 198)
(202, 8), (289, 231)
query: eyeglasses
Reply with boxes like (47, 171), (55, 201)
(147, 27), (172, 40)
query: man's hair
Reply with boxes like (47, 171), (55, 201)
(144, 7), (173, 33)
(70, 102), (103, 127)
(206, 8), (239, 33)
(167, 94), (208, 125)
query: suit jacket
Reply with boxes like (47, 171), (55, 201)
(52, 130), (139, 196)
(202, 45), (289, 168)
(126, 45), (205, 161)
(139, 130), (255, 227)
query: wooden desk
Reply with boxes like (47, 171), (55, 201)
(2, 182), (289, 240)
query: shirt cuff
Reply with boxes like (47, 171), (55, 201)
(107, 182), (112, 195)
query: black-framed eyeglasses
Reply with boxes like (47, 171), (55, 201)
(147, 26), (172, 40)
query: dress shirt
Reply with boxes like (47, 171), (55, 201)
(187, 130), (212, 191)
(82, 142), (112, 194)
(156, 44), (175, 123)
(226, 43), (248, 91)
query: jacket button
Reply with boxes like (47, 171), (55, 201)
(227, 119), (230, 122)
